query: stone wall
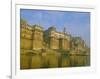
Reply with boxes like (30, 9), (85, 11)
(49, 37), (59, 49)
(32, 28), (43, 50)
(20, 26), (33, 50)
(20, 21), (90, 69)
(20, 49), (90, 69)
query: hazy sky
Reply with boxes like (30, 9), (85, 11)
(20, 9), (90, 47)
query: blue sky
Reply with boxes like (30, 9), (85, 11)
(20, 9), (90, 47)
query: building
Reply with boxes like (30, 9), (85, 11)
(44, 26), (71, 50)
(21, 23), (71, 51)
(32, 25), (44, 50)
(20, 19), (90, 69)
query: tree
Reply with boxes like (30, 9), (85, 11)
(20, 19), (27, 25)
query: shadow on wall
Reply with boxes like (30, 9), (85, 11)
(20, 50), (90, 69)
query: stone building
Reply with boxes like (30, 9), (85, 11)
(44, 26), (71, 50)
(20, 22), (33, 50)
(71, 37), (88, 52)
(21, 21), (71, 51)
(44, 26), (59, 49)
(32, 25), (44, 50)
(20, 19), (90, 69)
(20, 23), (44, 50)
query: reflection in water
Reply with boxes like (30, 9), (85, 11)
(20, 51), (90, 69)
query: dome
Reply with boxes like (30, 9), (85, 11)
(48, 26), (56, 31)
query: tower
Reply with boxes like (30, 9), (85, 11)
(32, 25), (44, 50)
(59, 27), (70, 50)
(63, 27), (66, 35)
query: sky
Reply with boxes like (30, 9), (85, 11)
(20, 9), (90, 47)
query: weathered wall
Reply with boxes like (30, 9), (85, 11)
(20, 27), (33, 50)
(20, 50), (90, 69)
(59, 38), (70, 50)
(20, 24), (90, 69)
(49, 37), (59, 49)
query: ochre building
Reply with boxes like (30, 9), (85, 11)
(20, 20), (90, 69)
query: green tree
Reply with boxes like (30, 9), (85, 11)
(20, 19), (27, 25)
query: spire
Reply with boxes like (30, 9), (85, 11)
(63, 27), (66, 35)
